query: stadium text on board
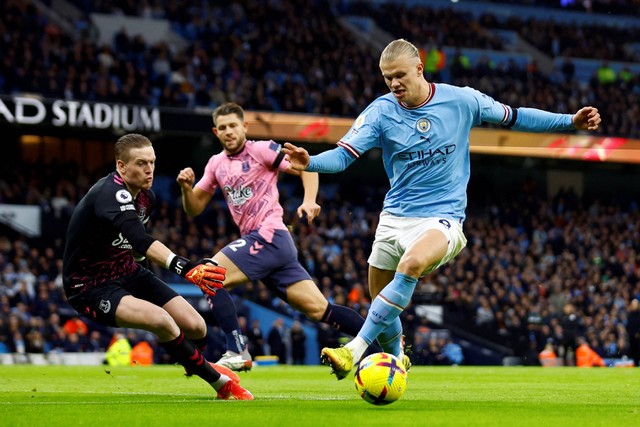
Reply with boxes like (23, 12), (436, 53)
(0, 95), (161, 132)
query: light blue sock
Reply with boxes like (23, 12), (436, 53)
(377, 317), (403, 357)
(358, 272), (417, 349)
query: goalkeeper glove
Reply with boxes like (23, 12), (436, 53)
(168, 255), (226, 296)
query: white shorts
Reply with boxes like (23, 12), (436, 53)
(368, 212), (467, 275)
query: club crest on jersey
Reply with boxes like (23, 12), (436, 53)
(99, 299), (111, 314)
(116, 189), (132, 204)
(138, 207), (147, 220)
(242, 161), (250, 173)
(416, 118), (431, 133)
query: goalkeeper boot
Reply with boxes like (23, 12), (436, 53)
(184, 362), (240, 384)
(209, 361), (241, 384)
(320, 347), (354, 380)
(216, 349), (253, 372)
(216, 380), (254, 400)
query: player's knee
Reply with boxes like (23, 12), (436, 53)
(147, 310), (179, 337)
(397, 254), (430, 277)
(306, 309), (324, 322)
(302, 301), (328, 322)
(180, 314), (207, 336)
(290, 297), (326, 321)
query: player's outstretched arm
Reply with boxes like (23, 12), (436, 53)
(572, 106), (601, 131)
(283, 142), (310, 171)
(285, 141), (356, 173)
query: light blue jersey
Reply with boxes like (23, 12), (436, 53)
(308, 83), (574, 223)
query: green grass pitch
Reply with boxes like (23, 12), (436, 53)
(1, 364), (638, 426)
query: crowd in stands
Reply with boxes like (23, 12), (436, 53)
(487, 0), (640, 16)
(432, 186), (640, 365)
(351, 1), (640, 62)
(2, 0), (640, 137)
(1, 160), (639, 366)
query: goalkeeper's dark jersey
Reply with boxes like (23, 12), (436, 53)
(63, 171), (155, 294)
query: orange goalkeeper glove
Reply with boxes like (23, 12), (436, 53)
(168, 256), (226, 296)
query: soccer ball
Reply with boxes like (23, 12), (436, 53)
(354, 352), (407, 405)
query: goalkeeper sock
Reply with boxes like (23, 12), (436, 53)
(206, 290), (246, 354)
(160, 331), (219, 383)
(356, 273), (417, 357)
(320, 303), (365, 337)
(192, 336), (208, 354)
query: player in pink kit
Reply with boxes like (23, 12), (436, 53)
(177, 102), (367, 371)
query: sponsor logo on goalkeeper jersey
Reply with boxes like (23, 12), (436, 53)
(111, 233), (132, 250)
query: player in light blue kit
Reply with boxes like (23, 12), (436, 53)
(283, 38), (601, 380)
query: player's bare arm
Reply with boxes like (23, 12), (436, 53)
(298, 171), (321, 223)
(572, 106), (601, 131)
(146, 240), (182, 267)
(283, 142), (310, 171)
(177, 167), (212, 216)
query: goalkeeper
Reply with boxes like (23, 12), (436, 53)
(62, 133), (252, 400)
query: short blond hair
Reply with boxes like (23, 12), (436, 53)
(114, 133), (152, 163)
(380, 39), (420, 65)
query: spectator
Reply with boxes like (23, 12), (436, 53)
(627, 299), (640, 367)
(474, 296), (495, 332)
(559, 303), (582, 366)
(439, 338), (464, 366)
(290, 320), (307, 365)
(596, 62), (617, 85)
(575, 337), (606, 367)
(246, 319), (265, 358)
(559, 57), (575, 84)
(267, 318), (287, 364)
(538, 341), (559, 367)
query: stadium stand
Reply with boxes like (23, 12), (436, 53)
(1, 159), (639, 366)
(3, 0), (640, 137)
(1, 0), (639, 366)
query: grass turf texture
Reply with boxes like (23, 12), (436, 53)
(1, 365), (638, 427)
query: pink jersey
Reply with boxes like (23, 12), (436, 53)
(196, 140), (290, 242)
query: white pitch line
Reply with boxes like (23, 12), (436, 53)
(0, 394), (351, 404)
(0, 400), (201, 405)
